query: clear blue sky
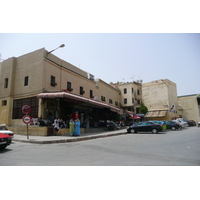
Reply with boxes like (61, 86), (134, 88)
(0, 33), (199, 96)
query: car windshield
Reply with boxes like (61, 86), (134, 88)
(0, 126), (8, 130)
(138, 122), (153, 126)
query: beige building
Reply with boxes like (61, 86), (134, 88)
(110, 81), (143, 120)
(142, 79), (179, 120)
(1, 48), (198, 136)
(0, 48), (121, 134)
(178, 94), (200, 124)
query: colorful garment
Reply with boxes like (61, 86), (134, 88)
(69, 120), (75, 135)
(74, 120), (80, 136)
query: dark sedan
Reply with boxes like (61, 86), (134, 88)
(186, 120), (196, 127)
(127, 121), (163, 134)
(162, 120), (180, 131)
(0, 133), (12, 149)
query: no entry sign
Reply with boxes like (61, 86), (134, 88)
(22, 105), (32, 114)
(22, 115), (32, 124)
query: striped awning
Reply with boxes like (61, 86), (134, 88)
(145, 110), (167, 118)
(37, 92), (120, 113)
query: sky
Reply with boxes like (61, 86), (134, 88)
(1, 33), (199, 96)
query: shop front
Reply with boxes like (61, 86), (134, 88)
(36, 92), (120, 131)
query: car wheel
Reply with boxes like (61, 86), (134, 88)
(152, 128), (158, 134)
(171, 126), (176, 131)
(130, 129), (136, 133)
(0, 145), (7, 150)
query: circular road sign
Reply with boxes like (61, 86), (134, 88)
(22, 105), (32, 114)
(22, 115), (32, 124)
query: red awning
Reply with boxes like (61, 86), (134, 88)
(126, 111), (141, 119)
(37, 92), (120, 113)
(132, 116), (141, 119)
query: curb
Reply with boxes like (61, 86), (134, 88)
(13, 132), (128, 144)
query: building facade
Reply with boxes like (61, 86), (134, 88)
(0, 48), (121, 129)
(142, 79), (179, 120)
(110, 81), (143, 120)
(178, 94), (200, 124)
(1, 48), (198, 135)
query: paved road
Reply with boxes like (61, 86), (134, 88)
(1, 126), (200, 166)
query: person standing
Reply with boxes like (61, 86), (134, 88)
(74, 119), (81, 136)
(69, 119), (75, 136)
(53, 118), (60, 134)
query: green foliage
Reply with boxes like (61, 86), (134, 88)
(140, 103), (148, 114)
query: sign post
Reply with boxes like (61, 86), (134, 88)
(22, 105), (32, 139)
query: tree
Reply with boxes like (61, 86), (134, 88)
(140, 103), (148, 114)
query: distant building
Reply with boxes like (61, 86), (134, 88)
(110, 81), (143, 120)
(178, 94), (200, 124)
(142, 79), (179, 120)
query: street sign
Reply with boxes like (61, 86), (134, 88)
(22, 115), (32, 124)
(22, 105), (32, 114)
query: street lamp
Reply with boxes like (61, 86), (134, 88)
(47, 44), (65, 55)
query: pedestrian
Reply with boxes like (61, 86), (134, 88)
(69, 119), (75, 136)
(53, 118), (60, 134)
(74, 118), (81, 136)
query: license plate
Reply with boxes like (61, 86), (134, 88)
(0, 141), (6, 145)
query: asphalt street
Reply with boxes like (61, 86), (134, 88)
(1, 126), (200, 166)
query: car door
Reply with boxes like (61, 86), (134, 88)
(135, 122), (146, 131)
(145, 122), (155, 131)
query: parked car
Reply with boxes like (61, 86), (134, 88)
(185, 120), (196, 127)
(162, 120), (180, 130)
(0, 124), (14, 138)
(172, 119), (187, 128)
(175, 118), (189, 127)
(127, 121), (163, 134)
(149, 120), (167, 130)
(0, 133), (12, 149)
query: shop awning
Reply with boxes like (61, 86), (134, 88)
(37, 92), (120, 113)
(145, 110), (167, 118)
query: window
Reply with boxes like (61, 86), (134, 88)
(132, 98), (134, 103)
(50, 75), (56, 87)
(115, 101), (118, 106)
(132, 88), (134, 93)
(124, 88), (127, 94)
(24, 76), (29, 86)
(101, 96), (106, 101)
(80, 86), (85, 95)
(109, 99), (113, 104)
(67, 82), (71, 89)
(2, 100), (7, 106)
(90, 90), (93, 98)
(137, 89), (140, 95)
(4, 78), (8, 88)
(124, 98), (127, 104)
(12, 97), (38, 119)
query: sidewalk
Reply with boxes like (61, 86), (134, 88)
(13, 128), (128, 144)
